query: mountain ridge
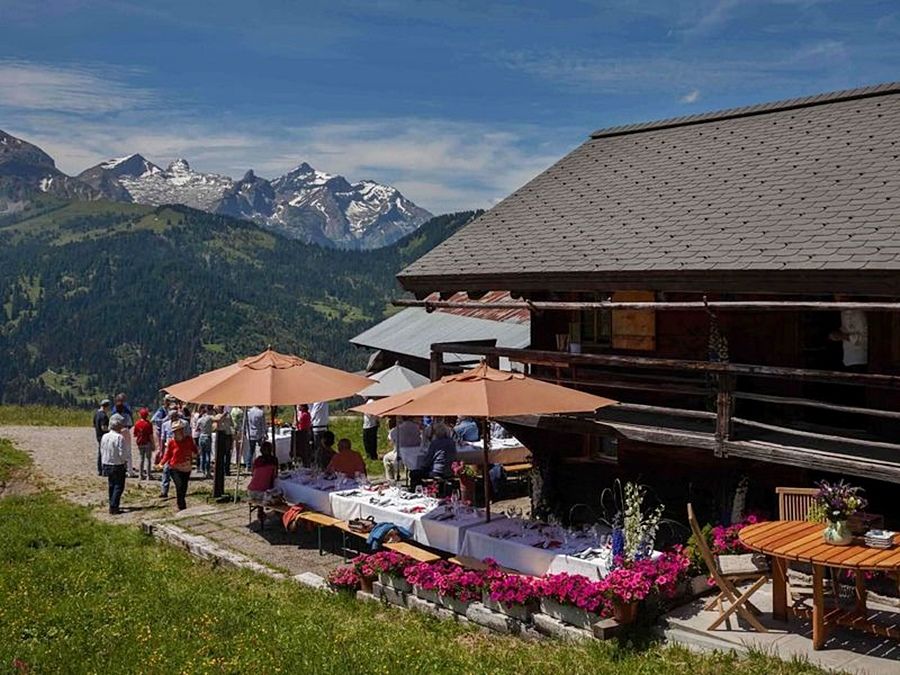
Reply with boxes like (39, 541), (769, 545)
(0, 128), (432, 249)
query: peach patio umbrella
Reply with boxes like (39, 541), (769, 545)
(352, 362), (616, 520)
(163, 348), (373, 407)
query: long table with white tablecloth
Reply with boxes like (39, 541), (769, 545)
(458, 517), (613, 578)
(455, 438), (531, 466)
(274, 473), (502, 554)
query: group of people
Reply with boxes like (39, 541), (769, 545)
(380, 415), (486, 488)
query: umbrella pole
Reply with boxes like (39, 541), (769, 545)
(482, 418), (492, 522)
(271, 406), (277, 447)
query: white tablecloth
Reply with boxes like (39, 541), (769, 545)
(215, 430), (292, 464)
(274, 474), (357, 513)
(459, 518), (613, 578)
(456, 438), (531, 466)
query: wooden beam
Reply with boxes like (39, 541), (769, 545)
(732, 417), (900, 453)
(429, 343), (900, 388)
(734, 392), (900, 421)
(398, 298), (900, 312)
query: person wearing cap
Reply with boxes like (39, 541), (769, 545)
(99, 414), (129, 514)
(158, 408), (186, 498)
(133, 407), (155, 480)
(93, 399), (111, 476)
(159, 419), (197, 510)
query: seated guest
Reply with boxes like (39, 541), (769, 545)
(423, 416), (452, 444)
(454, 416), (480, 443)
(316, 430), (337, 470)
(247, 441), (278, 502)
(327, 438), (366, 476)
(423, 424), (456, 480)
(395, 416), (425, 484)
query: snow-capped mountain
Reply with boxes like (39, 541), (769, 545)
(77, 155), (432, 248)
(79, 155), (233, 212)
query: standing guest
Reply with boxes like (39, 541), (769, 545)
(190, 406), (202, 472)
(316, 430), (337, 470)
(362, 401), (380, 461)
(158, 408), (185, 499)
(150, 396), (171, 444)
(212, 406), (233, 475)
(310, 401), (329, 456)
(454, 416), (480, 443)
(383, 417), (399, 481)
(295, 404), (312, 466)
(245, 405), (266, 470)
(93, 399), (111, 476)
(159, 420), (196, 511)
(396, 416), (425, 484)
(133, 407), (155, 481)
(99, 414), (129, 515)
(327, 438), (367, 476)
(112, 393), (135, 476)
(197, 406), (214, 478)
(230, 406), (245, 470)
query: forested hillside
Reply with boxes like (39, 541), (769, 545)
(0, 200), (479, 405)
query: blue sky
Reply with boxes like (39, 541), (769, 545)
(1, 0), (898, 213)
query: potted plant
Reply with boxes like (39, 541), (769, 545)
(485, 573), (540, 622)
(326, 566), (360, 595)
(451, 461), (477, 504)
(596, 549), (690, 624)
(436, 566), (486, 614)
(816, 480), (867, 546)
(405, 561), (455, 604)
(350, 554), (377, 594)
(368, 551), (413, 593)
(536, 573), (605, 629)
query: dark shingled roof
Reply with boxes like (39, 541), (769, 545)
(399, 83), (900, 294)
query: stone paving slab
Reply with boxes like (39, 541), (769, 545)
(664, 585), (900, 674)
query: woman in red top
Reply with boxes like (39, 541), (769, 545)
(159, 420), (196, 510)
(294, 404), (313, 467)
(133, 407), (155, 481)
(247, 441), (279, 524)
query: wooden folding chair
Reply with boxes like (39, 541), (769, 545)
(687, 503), (770, 633)
(776, 487), (842, 603)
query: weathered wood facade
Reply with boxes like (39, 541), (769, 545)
(396, 83), (900, 525)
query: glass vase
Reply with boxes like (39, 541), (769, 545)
(822, 519), (853, 546)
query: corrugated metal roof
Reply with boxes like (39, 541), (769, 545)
(399, 82), (900, 289)
(427, 291), (530, 324)
(350, 307), (530, 363)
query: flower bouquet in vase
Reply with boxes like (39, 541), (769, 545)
(816, 480), (867, 546)
(451, 461), (477, 504)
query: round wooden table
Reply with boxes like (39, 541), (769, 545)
(740, 520), (900, 649)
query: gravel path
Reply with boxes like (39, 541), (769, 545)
(0, 425), (249, 524)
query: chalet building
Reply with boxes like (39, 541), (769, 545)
(395, 83), (900, 524)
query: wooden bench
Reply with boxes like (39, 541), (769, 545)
(248, 499), (289, 526)
(297, 512), (342, 556)
(447, 555), (520, 574)
(384, 541), (442, 563)
(503, 463), (532, 473)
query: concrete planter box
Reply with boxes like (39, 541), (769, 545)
(539, 598), (601, 629)
(415, 586), (440, 604)
(378, 572), (412, 594)
(440, 594), (471, 615)
(482, 593), (536, 623)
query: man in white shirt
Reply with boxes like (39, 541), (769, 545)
(310, 401), (329, 459)
(830, 309), (868, 370)
(362, 400), (379, 460)
(100, 414), (129, 515)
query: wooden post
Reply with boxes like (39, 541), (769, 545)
(429, 348), (443, 382)
(486, 353), (500, 370)
(482, 418), (492, 522)
(715, 374), (735, 457)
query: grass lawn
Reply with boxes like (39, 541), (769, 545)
(0, 441), (826, 674)
(0, 405), (91, 427)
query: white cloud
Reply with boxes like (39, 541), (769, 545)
(680, 88), (700, 103)
(0, 59), (153, 114)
